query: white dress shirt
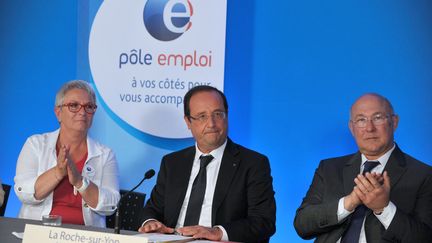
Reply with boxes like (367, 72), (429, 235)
(14, 129), (120, 227)
(337, 144), (397, 242)
(175, 140), (228, 239)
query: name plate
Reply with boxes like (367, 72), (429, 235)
(23, 224), (147, 243)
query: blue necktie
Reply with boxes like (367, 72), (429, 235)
(341, 160), (380, 243)
(183, 155), (214, 226)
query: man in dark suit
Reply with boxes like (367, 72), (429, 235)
(138, 85), (276, 242)
(294, 93), (432, 243)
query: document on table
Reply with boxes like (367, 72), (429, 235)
(135, 232), (194, 242)
(12, 231), (24, 239)
(134, 233), (219, 243)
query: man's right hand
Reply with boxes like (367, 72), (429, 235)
(344, 189), (362, 212)
(138, 220), (175, 234)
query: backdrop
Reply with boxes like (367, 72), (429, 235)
(1, 1), (432, 242)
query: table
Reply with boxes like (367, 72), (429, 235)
(0, 217), (222, 243)
(0, 216), (136, 243)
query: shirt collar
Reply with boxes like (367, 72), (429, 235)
(361, 143), (396, 168)
(194, 139), (228, 163)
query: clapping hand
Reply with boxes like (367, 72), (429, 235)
(354, 172), (390, 213)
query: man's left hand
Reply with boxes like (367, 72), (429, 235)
(176, 226), (222, 241)
(354, 171), (391, 212)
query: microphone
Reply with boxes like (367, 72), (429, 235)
(114, 169), (155, 234)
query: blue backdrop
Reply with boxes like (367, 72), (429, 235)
(1, 1), (432, 242)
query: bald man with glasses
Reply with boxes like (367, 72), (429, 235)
(294, 93), (432, 243)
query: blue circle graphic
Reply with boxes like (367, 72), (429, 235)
(144, 0), (193, 41)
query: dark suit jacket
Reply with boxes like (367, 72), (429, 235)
(141, 139), (276, 243)
(294, 145), (432, 243)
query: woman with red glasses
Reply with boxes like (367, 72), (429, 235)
(14, 80), (120, 227)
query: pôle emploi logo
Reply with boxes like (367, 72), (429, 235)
(144, 0), (193, 41)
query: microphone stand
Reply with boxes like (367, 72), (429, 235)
(114, 169), (155, 234)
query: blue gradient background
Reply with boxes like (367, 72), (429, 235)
(1, 1), (432, 242)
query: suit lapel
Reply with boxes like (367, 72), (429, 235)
(343, 152), (362, 195)
(384, 145), (407, 189)
(342, 146), (406, 194)
(211, 139), (240, 225)
(167, 147), (196, 226)
(363, 146), (407, 242)
(365, 212), (384, 243)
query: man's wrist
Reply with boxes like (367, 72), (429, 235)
(142, 218), (157, 227)
(344, 195), (357, 212)
(373, 203), (389, 215)
(373, 201), (396, 230)
(214, 225), (229, 241)
(211, 226), (223, 241)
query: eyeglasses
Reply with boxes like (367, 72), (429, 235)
(58, 102), (97, 114)
(188, 111), (226, 123)
(351, 113), (393, 128)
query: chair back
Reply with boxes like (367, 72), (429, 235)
(0, 184), (11, 216)
(106, 190), (146, 231)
